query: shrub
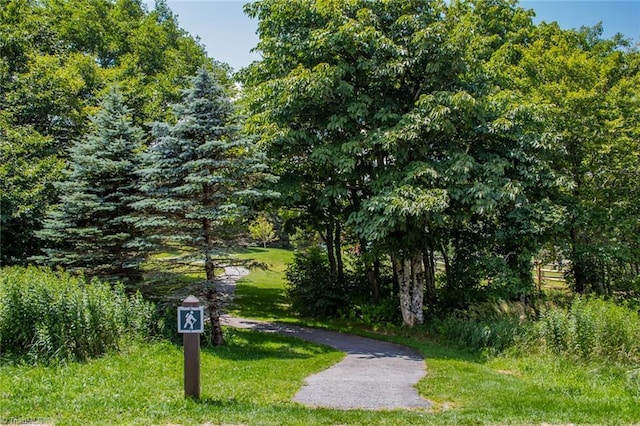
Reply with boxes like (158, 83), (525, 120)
(431, 301), (530, 354)
(342, 297), (402, 327)
(0, 266), (157, 363)
(284, 247), (347, 317)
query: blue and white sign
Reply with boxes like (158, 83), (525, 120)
(177, 306), (204, 333)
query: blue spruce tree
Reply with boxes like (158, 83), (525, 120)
(36, 89), (146, 283)
(133, 68), (276, 345)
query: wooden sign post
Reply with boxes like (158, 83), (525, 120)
(178, 295), (203, 399)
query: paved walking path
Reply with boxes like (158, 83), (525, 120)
(218, 267), (431, 411)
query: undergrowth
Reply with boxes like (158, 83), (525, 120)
(532, 295), (640, 364)
(431, 296), (640, 366)
(430, 300), (530, 355)
(0, 266), (157, 364)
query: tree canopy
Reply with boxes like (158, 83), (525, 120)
(35, 89), (146, 283)
(0, 0), (213, 265)
(2, 0), (638, 329)
(241, 0), (640, 323)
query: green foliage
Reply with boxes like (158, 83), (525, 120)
(341, 297), (402, 328)
(4, 247), (639, 424)
(430, 296), (640, 366)
(288, 226), (322, 251)
(35, 89), (146, 283)
(133, 68), (276, 345)
(0, 0), (210, 265)
(133, 68), (276, 266)
(248, 215), (278, 248)
(493, 22), (640, 294)
(0, 114), (64, 265)
(242, 0), (564, 323)
(532, 296), (640, 364)
(0, 266), (156, 363)
(431, 301), (530, 354)
(285, 247), (347, 317)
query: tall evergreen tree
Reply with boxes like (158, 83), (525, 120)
(36, 89), (146, 283)
(1, 0), (209, 264)
(133, 68), (275, 345)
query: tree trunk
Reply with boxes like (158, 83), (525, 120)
(536, 262), (543, 292)
(364, 254), (380, 303)
(203, 219), (224, 346)
(393, 252), (424, 327)
(394, 256), (413, 326)
(411, 252), (425, 325)
(568, 166), (591, 294)
(439, 241), (450, 277)
(391, 253), (399, 296)
(324, 222), (337, 278)
(334, 221), (344, 283)
(423, 249), (437, 306)
(359, 239), (379, 302)
(570, 226), (587, 294)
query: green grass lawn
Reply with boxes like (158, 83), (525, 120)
(227, 248), (640, 424)
(415, 343), (640, 424)
(229, 247), (296, 321)
(2, 247), (639, 425)
(0, 331), (431, 425)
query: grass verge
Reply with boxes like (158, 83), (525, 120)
(0, 330), (443, 425)
(3, 247), (639, 424)
(227, 247), (640, 424)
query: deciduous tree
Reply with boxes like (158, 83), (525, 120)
(249, 216), (278, 248)
(0, 0), (209, 264)
(493, 22), (640, 295)
(242, 0), (558, 323)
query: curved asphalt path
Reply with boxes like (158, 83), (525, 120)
(218, 267), (432, 411)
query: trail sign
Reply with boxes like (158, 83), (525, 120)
(177, 306), (204, 333)
(179, 296), (202, 399)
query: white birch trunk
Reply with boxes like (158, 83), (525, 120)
(394, 253), (424, 327)
(411, 253), (425, 325)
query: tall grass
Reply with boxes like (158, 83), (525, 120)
(0, 266), (156, 363)
(533, 295), (640, 364)
(430, 301), (530, 354)
(432, 296), (640, 366)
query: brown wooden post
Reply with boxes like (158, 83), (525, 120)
(181, 295), (201, 399)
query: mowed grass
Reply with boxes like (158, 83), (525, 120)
(0, 331), (436, 425)
(0, 330), (350, 425)
(229, 247), (296, 321)
(414, 342), (640, 424)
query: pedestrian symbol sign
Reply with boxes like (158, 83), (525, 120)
(177, 306), (204, 333)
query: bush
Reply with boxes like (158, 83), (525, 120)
(0, 266), (157, 363)
(341, 297), (402, 327)
(431, 301), (530, 354)
(430, 296), (640, 365)
(533, 296), (640, 364)
(285, 247), (347, 317)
